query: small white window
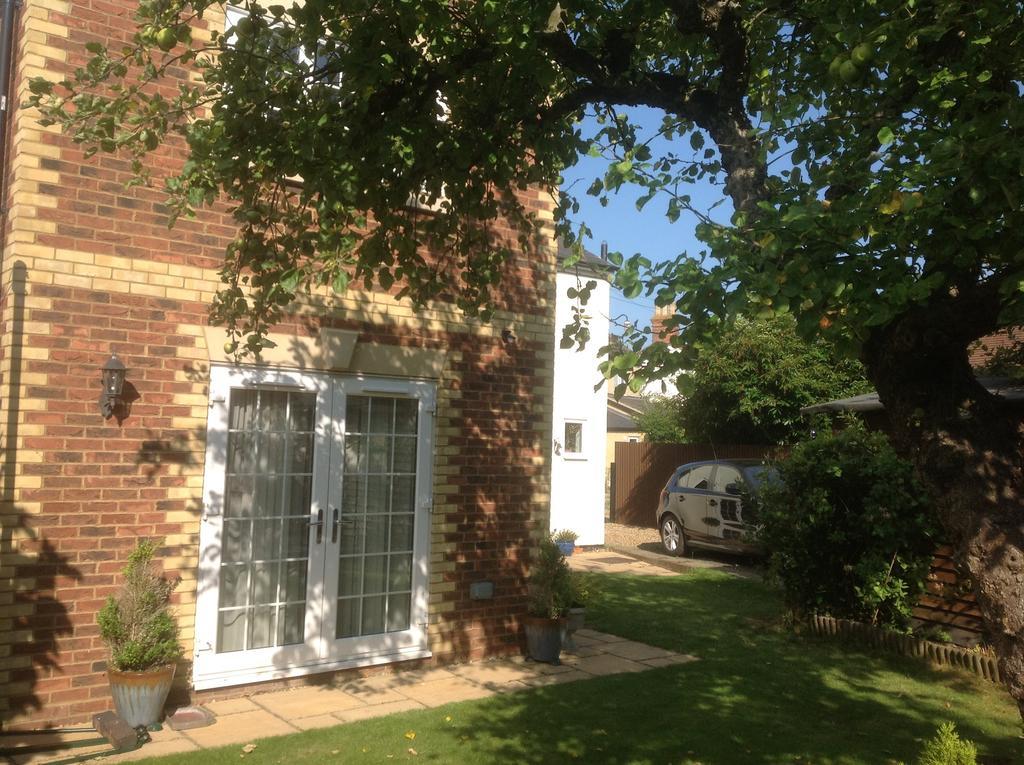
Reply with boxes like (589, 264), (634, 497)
(564, 421), (584, 456)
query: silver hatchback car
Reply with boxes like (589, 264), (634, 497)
(656, 459), (776, 556)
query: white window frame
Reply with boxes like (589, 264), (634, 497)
(193, 364), (436, 690)
(562, 419), (586, 460)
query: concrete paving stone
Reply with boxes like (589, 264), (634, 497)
(182, 709), (298, 748)
(333, 699), (425, 724)
(601, 640), (678, 661)
(574, 628), (614, 641)
(506, 656), (576, 675)
(202, 696), (260, 716)
(641, 654), (701, 668)
(569, 633), (603, 647)
(396, 676), (495, 708)
(589, 630), (630, 643)
(571, 653), (650, 676)
(290, 714), (346, 731)
(367, 667), (458, 690)
(516, 669), (592, 688)
(254, 687), (365, 719)
(561, 645), (604, 658)
(446, 660), (544, 690)
(334, 681), (409, 706)
(103, 735), (199, 762)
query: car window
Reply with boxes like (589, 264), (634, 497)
(713, 466), (743, 493)
(675, 470), (689, 489)
(684, 464), (714, 490)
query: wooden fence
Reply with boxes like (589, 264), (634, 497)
(913, 544), (985, 644)
(611, 441), (777, 527)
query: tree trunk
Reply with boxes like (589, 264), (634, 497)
(863, 305), (1024, 719)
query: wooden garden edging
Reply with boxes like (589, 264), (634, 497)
(807, 614), (1001, 685)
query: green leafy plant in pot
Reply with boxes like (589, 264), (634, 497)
(98, 540), (182, 728)
(551, 528), (579, 557)
(524, 538), (573, 663)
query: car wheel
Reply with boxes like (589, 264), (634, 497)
(660, 514), (685, 557)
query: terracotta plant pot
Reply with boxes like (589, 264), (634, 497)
(107, 664), (176, 728)
(524, 615), (567, 664)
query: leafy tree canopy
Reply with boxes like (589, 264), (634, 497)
(30, 0), (1024, 367)
(677, 315), (870, 445)
(635, 395), (687, 443)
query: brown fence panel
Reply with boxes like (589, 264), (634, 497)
(612, 442), (777, 528)
(912, 544), (985, 643)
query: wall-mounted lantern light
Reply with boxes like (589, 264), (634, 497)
(99, 354), (127, 419)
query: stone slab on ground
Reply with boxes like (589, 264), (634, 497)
(165, 706), (216, 732)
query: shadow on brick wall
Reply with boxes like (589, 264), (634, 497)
(1, 262), (82, 730)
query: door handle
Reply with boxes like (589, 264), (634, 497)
(331, 507), (340, 544)
(309, 508), (324, 543)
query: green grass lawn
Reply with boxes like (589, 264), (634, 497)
(143, 571), (1022, 764)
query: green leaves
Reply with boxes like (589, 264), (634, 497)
(758, 421), (938, 630)
(29, 0), (1024, 374)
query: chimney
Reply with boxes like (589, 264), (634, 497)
(600, 241), (608, 260)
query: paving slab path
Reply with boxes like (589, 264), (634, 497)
(2, 547), (703, 765)
(1, 628), (697, 765)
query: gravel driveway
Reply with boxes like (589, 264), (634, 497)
(601, 522), (763, 579)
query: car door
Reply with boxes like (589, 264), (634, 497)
(707, 464), (746, 548)
(674, 464), (714, 543)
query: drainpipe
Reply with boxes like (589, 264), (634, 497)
(0, 0), (21, 216)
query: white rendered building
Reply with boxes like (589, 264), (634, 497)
(549, 244), (612, 546)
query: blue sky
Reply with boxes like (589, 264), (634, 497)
(558, 107), (731, 334)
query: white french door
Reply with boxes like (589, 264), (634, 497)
(193, 366), (435, 690)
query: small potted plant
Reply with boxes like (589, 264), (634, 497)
(551, 528), (579, 557)
(563, 571), (592, 651)
(98, 539), (182, 728)
(523, 537), (573, 663)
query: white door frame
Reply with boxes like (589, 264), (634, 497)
(193, 365), (435, 690)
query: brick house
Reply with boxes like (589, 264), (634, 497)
(0, 0), (558, 728)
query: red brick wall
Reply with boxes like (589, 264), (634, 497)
(0, 0), (557, 728)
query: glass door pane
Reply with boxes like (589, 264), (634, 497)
(335, 396), (419, 639)
(217, 388), (316, 653)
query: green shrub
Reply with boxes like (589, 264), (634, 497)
(98, 539), (182, 672)
(758, 420), (938, 629)
(917, 722), (978, 765)
(527, 538), (573, 619)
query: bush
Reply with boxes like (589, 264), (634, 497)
(916, 722), (978, 765)
(527, 538), (573, 619)
(635, 395), (687, 443)
(98, 539), (182, 672)
(677, 315), (870, 445)
(758, 420), (939, 629)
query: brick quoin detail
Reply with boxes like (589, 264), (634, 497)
(0, 0), (558, 728)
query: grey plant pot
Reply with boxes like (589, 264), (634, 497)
(107, 665), (176, 728)
(524, 616), (567, 664)
(564, 607), (586, 651)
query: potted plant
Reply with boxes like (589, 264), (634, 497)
(523, 538), (573, 663)
(563, 571), (592, 651)
(551, 528), (579, 557)
(98, 540), (182, 728)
